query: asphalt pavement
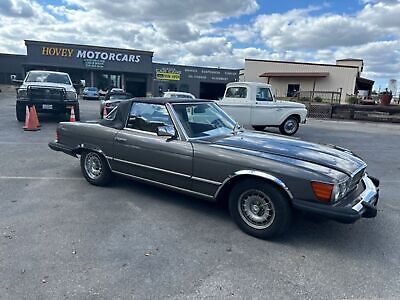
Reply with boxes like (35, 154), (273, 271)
(0, 92), (399, 299)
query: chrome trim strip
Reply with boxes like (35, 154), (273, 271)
(112, 157), (191, 178)
(352, 174), (378, 213)
(192, 176), (222, 186)
(112, 170), (214, 199)
(166, 103), (188, 141)
(214, 169), (294, 200)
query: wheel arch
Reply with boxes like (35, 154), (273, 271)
(215, 170), (294, 204)
(72, 144), (113, 170)
(280, 113), (301, 125)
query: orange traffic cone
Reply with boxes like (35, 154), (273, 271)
(23, 106), (40, 131)
(69, 106), (76, 122)
(103, 106), (108, 118)
(31, 105), (41, 128)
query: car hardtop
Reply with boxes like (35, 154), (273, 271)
(99, 97), (214, 129)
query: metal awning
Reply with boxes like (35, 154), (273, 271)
(259, 72), (329, 78)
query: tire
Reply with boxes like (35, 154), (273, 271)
(74, 105), (80, 121)
(279, 116), (299, 136)
(252, 125), (266, 131)
(16, 104), (26, 122)
(229, 179), (292, 239)
(80, 151), (113, 186)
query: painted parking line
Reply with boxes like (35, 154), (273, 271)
(0, 176), (83, 180)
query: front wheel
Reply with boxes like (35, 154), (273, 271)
(16, 104), (26, 122)
(279, 116), (299, 135)
(229, 179), (292, 239)
(80, 151), (113, 186)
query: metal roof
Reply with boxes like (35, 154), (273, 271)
(259, 72), (329, 78)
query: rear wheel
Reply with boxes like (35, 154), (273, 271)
(252, 125), (266, 131)
(229, 179), (292, 239)
(80, 151), (113, 186)
(279, 116), (299, 135)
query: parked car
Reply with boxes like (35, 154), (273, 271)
(49, 98), (379, 239)
(16, 70), (79, 121)
(219, 82), (307, 135)
(82, 87), (99, 100)
(163, 91), (195, 99)
(100, 91), (132, 118)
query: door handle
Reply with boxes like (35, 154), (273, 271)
(115, 137), (127, 142)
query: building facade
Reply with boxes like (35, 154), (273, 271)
(0, 40), (239, 99)
(242, 58), (374, 102)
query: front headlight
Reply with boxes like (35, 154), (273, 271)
(17, 88), (27, 98)
(66, 91), (77, 101)
(332, 179), (350, 202)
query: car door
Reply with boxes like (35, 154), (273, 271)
(220, 86), (251, 125)
(251, 87), (280, 125)
(112, 102), (193, 189)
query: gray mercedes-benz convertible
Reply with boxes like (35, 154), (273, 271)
(49, 98), (379, 238)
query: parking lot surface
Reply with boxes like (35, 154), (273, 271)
(1, 92), (399, 299)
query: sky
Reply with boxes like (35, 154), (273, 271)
(0, 0), (399, 91)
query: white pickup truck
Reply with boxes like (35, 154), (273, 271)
(218, 82), (307, 135)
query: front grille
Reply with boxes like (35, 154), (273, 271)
(27, 86), (65, 101)
(349, 168), (365, 191)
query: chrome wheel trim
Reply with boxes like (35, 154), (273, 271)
(238, 189), (275, 230)
(84, 152), (103, 180)
(283, 119), (298, 134)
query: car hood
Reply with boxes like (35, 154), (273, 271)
(210, 131), (365, 176)
(275, 100), (306, 108)
(21, 82), (76, 92)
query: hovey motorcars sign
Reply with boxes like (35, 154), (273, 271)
(41, 46), (141, 63)
(25, 40), (153, 73)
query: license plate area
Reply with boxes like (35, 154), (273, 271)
(42, 104), (53, 110)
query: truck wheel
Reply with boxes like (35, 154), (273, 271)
(229, 179), (292, 239)
(279, 116), (299, 135)
(16, 105), (26, 122)
(80, 151), (113, 186)
(252, 126), (266, 131)
(74, 105), (81, 121)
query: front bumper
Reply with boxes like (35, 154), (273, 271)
(293, 175), (379, 223)
(17, 99), (78, 114)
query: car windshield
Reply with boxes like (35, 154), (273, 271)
(26, 72), (71, 85)
(110, 95), (129, 100)
(85, 87), (97, 91)
(172, 102), (237, 139)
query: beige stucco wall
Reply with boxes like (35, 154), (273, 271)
(243, 59), (359, 102)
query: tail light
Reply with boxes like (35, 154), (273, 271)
(311, 182), (333, 202)
(55, 129), (60, 142)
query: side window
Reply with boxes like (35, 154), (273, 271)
(126, 103), (173, 133)
(225, 87), (247, 98)
(256, 88), (273, 101)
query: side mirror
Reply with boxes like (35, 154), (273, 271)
(11, 79), (23, 86)
(156, 125), (176, 138)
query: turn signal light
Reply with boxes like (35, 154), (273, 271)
(311, 182), (333, 202)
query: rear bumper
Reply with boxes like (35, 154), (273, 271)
(48, 141), (76, 157)
(293, 175), (379, 223)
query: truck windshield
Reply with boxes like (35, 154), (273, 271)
(26, 72), (71, 85)
(172, 102), (237, 139)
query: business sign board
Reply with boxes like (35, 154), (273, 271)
(156, 67), (181, 81)
(25, 40), (153, 74)
(153, 63), (239, 82)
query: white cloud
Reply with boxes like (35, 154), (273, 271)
(0, 0), (398, 87)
